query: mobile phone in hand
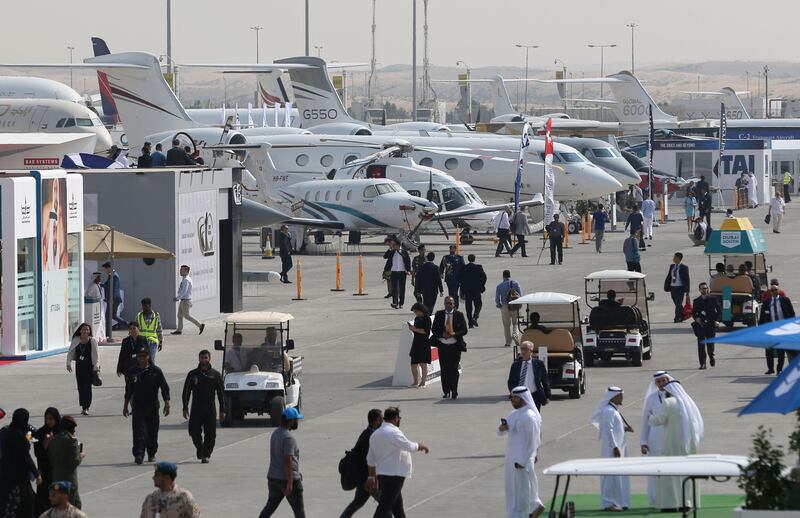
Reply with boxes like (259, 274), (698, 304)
(500, 418), (507, 426)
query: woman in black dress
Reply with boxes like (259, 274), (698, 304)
(408, 302), (432, 388)
(33, 407), (60, 514)
(66, 323), (99, 415)
(0, 408), (41, 518)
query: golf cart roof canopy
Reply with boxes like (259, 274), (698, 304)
(511, 292), (581, 305)
(224, 312), (295, 325)
(585, 270), (646, 280)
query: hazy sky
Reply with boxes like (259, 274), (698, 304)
(3, 0), (799, 74)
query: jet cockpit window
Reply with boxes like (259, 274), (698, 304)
(610, 148), (622, 158)
(427, 190), (441, 203)
(590, 148), (615, 158)
(442, 188), (468, 210)
(363, 185), (378, 198)
(91, 117), (103, 127)
(558, 152), (586, 163)
(64, 118), (76, 127)
(539, 152), (562, 163)
(408, 190), (421, 197)
(376, 183), (394, 195)
(76, 118), (93, 127)
(56, 118), (66, 128)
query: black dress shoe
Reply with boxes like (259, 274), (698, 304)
(196, 448), (202, 460)
(451, 392), (458, 400)
(442, 392), (450, 399)
(384, 294), (392, 298)
(709, 356), (716, 367)
(147, 454), (156, 463)
(699, 365), (706, 370)
(468, 323), (474, 328)
(765, 369), (775, 375)
(135, 457), (143, 465)
(473, 321), (479, 327)
(201, 457), (210, 464)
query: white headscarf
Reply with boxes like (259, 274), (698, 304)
(590, 386), (623, 429)
(644, 370), (674, 402)
(663, 380), (704, 451)
(511, 385), (541, 419)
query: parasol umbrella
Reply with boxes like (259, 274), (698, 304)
(705, 317), (800, 351)
(739, 355), (800, 415)
(83, 224), (175, 340)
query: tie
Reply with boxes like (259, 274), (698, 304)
(519, 360), (528, 387)
(773, 298), (780, 321)
(672, 265), (678, 284)
(446, 313), (454, 335)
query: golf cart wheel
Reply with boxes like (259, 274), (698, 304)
(270, 396), (285, 427)
(631, 346), (643, 367)
(221, 396), (234, 428)
(569, 374), (581, 399)
(580, 370), (587, 395)
(724, 321), (734, 330)
(585, 353), (595, 367)
(744, 315), (757, 327)
(642, 336), (652, 360)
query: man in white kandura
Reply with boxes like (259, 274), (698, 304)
(647, 379), (705, 511)
(591, 386), (632, 512)
(499, 386), (545, 518)
(640, 370), (674, 506)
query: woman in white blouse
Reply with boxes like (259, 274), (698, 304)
(66, 323), (100, 415)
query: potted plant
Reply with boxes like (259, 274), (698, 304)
(735, 412), (800, 517)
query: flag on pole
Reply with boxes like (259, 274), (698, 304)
(247, 103), (254, 127)
(543, 118), (556, 226)
(647, 104), (655, 196)
(713, 102), (727, 180)
(221, 103), (227, 126)
(514, 121), (532, 212)
(284, 101), (293, 127)
(234, 103), (241, 128)
(262, 103), (268, 127)
(274, 103), (280, 127)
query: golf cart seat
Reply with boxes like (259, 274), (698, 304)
(710, 275), (754, 297)
(588, 304), (639, 331)
(521, 329), (575, 357)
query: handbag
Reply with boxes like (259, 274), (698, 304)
(338, 450), (358, 491)
(764, 212), (771, 224)
(682, 296), (693, 321)
(91, 369), (103, 387)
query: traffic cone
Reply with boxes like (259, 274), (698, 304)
(262, 233), (274, 259)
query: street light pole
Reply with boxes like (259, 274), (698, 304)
(166, 0), (172, 84)
(764, 65), (770, 118)
(67, 46), (75, 88)
(456, 60), (471, 123)
(626, 23), (638, 74)
(587, 44), (616, 121)
(412, 0), (417, 121)
(305, 0), (310, 56)
(515, 44), (539, 115)
(554, 58), (568, 113)
(250, 26), (262, 63)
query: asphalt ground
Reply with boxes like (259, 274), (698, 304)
(2, 201), (797, 517)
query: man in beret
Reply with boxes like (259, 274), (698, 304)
(39, 481), (87, 518)
(140, 462), (201, 518)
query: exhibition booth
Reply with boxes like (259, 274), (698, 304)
(0, 170), (84, 359)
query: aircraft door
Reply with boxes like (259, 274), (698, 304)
(31, 106), (49, 131)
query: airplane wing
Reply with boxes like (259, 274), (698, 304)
(432, 194), (543, 221)
(176, 63), (314, 70)
(241, 198), (345, 230)
(563, 98), (618, 105)
(534, 77), (623, 84)
(0, 63), (147, 69)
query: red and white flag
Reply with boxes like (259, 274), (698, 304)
(543, 117), (556, 225)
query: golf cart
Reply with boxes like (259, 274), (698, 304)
(584, 270), (654, 367)
(214, 312), (302, 427)
(704, 217), (769, 328)
(510, 292), (586, 399)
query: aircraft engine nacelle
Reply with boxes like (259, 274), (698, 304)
(306, 122), (373, 136)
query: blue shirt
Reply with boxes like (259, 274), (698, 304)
(592, 210), (608, 229)
(151, 151), (166, 166)
(623, 236), (641, 262)
(495, 279), (523, 307)
(642, 199), (656, 218)
(625, 211), (644, 231)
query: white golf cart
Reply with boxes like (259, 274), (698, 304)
(510, 292), (587, 399)
(214, 312), (302, 427)
(584, 270), (654, 367)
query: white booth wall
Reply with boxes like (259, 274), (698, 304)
(0, 171), (84, 359)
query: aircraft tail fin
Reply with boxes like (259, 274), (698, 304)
(276, 56), (357, 127)
(91, 37), (121, 124)
(487, 75), (516, 116)
(84, 51), (196, 147)
(719, 87), (750, 119)
(605, 71), (676, 124)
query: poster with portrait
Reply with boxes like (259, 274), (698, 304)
(178, 190), (218, 302)
(39, 176), (69, 348)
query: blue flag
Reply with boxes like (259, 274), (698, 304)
(514, 122), (532, 211)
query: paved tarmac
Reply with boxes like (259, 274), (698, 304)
(2, 202), (797, 517)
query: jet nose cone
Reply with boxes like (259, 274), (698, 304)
(583, 164), (623, 197)
(94, 128), (114, 154)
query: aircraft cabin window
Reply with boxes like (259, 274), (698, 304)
(419, 157), (433, 167)
(363, 185), (377, 198)
(442, 188), (468, 209)
(76, 118), (93, 127)
(344, 154), (358, 164)
(335, 191), (341, 201)
(408, 190), (421, 197)
(427, 190), (441, 203)
(325, 191), (330, 201)
(320, 154), (334, 167)
(444, 158), (459, 170)
(558, 152), (585, 163)
(590, 148), (614, 158)
(56, 118), (66, 128)
(296, 154), (310, 166)
(304, 191), (310, 200)
(315, 191), (320, 202)
(376, 183), (393, 195)
(64, 118), (76, 127)
(470, 158), (484, 171)
(347, 190), (352, 201)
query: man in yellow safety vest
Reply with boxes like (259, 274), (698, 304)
(137, 298), (163, 363)
(783, 171), (792, 202)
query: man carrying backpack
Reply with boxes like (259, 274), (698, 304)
(340, 409), (383, 517)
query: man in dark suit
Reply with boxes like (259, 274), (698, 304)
(340, 408), (383, 518)
(506, 341), (551, 410)
(759, 279), (796, 375)
(431, 296), (468, 399)
(439, 245), (465, 308)
(384, 239), (411, 309)
(664, 252), (690, 323)
(277, 225), (293, 283)
(165, 138), (197, 166)
(692, 282), (721, 370)
(460, 254), (487, 328)
(415, 252), (443, 313)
